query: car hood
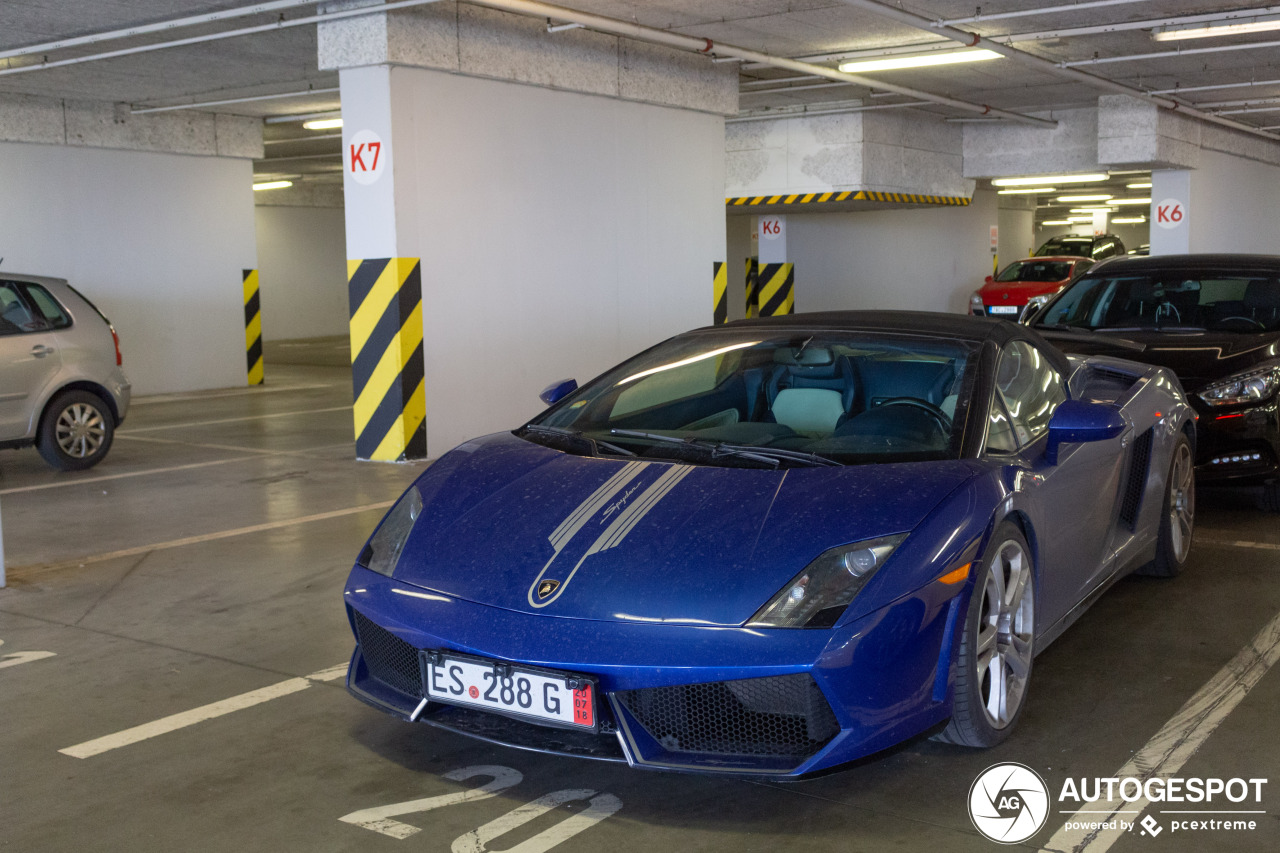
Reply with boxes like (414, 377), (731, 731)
(392, 433), (978, 626)
(1039, 328), (1280, 392)
(978, 280), (1066, 303)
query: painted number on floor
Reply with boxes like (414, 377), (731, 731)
(339, 765), (622, 851)
(0, 638), (56, 670)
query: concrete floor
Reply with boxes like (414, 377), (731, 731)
(1, 343), (1277, 852)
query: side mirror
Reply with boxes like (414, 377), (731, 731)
(1045, 400), (1126, 464)
(984, 275), (995, 284)
(539, 378), (578, 406)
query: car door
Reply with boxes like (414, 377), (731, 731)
(985, 340), (1127, 629)
(0, 282), (63, 439)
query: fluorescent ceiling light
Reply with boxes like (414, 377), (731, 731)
(1057, 194), (1113, 202)
(1111, 198), (1152, 205)
(1127, 181), (1152, 189)
(253, 180), (293, 191)
(998, 187), (1055, 195)
(1112, 216), (1147, 224)
(302, 118), (343, 130)
(1040, 220), (1072, 226)
(838, 48), (1001, 74)
(1153, 15), (1280, 42)
(1070, 207), (1116, 213)
(992, 173), (1108, 187)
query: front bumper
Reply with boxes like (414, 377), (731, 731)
(343, 566), (964, 777)
(1192, 399), (1280, 485)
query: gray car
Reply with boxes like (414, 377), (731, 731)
(0, 274), (131, 470)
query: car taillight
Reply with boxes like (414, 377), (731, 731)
(110, 325), (122, 366)
(969, 291), (985, 315)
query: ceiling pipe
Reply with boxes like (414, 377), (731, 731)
(462, 0), (1055, 127)
(132, 86), (339, 114)
(939, 0), (1148, 26)
(835, 0), (1280, 142)
(729, 101), (933, 124)
(1062, 36), (1280, 66)
(0, 0), (450, 78)
(0, 0), (323, 62)
(1151, 77), (1280, 96)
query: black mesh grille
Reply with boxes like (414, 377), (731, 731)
(353, 610), (422, 697)
(1120, 428), (1154, 528)
(616, 674), (839, 759)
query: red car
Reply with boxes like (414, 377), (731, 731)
(969, 256), (1093, 319)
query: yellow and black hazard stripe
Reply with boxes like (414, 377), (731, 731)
(758, 263), (795, 316)
(713, 261), (727, 325)
(745, 258), (760, 318)
(243, 269), (263, 386)
(726, 190), (970, 207)
(348, 258), (426, 461)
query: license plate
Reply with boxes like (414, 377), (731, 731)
(423, 653), (596, 729)
(988, 305), (1020, 315)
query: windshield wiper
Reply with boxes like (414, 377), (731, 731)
(519, 424), (635, 458)
(608, 429), (839, 468)
(1036, 323), (1092, 333)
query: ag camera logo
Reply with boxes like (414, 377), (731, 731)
(969, 763), (1051, 844)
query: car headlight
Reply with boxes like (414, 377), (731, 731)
(357, 486), (423, 577)
(1198, 364), (1280, 407)
(1020, 294), (1051, 324)
(969, 291), (985, 314)
(747, 534), (907, 629)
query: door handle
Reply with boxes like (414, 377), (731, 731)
(31, 344), (54, 358)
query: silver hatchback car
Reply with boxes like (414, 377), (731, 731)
(0, 274), (131, 470)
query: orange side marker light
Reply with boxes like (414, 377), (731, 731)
(938, 563), (972, 585)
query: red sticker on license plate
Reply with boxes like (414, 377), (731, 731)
(573, 683), (594, 727)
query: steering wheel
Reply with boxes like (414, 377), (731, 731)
(1213, 315), (1267, 331)
(876, 397), (951, 432)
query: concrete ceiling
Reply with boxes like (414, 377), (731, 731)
(1, 1), (1277, 180)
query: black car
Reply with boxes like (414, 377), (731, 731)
(1035, 233), (1126, 261)
(1028, 254), (1280, 507)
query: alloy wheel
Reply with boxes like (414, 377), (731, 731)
(976, 539), (1035, 729)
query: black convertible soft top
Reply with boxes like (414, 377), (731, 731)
(706, 310), (1072, 374)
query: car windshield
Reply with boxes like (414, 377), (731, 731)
(1036, 270), (1280, 332)
(996, 261), (1073, 283)
(523, 330), (979, 467)
(1036, 239), (1091, 257)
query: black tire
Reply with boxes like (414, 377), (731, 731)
(36, 389), (115, 471)
(1257, 481), (1280, 513)
(936, 521), (1036, 747)
(1137, 434), (1195, 577)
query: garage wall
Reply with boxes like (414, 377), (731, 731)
(1188, 149), (1280, 253)
(782, 190), (999, 315)
(0, 141), (256, 395)
(254, 206), (349, 340)
(379, 66), (726, 454)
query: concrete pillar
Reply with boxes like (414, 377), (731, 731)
(322, 4), (735, 458)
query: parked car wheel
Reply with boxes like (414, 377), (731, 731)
(937, 522), (1036, 747)
(37, 389), (115, 471)
(1257, 481), (1280, 513)
(1138, 434), (1195, 576)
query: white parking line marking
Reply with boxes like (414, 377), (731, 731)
(1040, 608), (1280, 853)
(1197, 537), (1280, 552)
(119, 405), (351, 433)
(12, 501), (393, 575)
(131, 383), (338, 405)
(307, 663), (349, 682)
(0, 456), (263, 495)
(340, 766), (523, 839)
(60, 662), (347, 759)
(0, 651), (56, 670)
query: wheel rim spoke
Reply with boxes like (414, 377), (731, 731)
(975, 537), (1035, 730)
(55, 403), (106, 457)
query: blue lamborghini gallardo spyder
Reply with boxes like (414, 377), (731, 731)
(343, 311), (1196, 777)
